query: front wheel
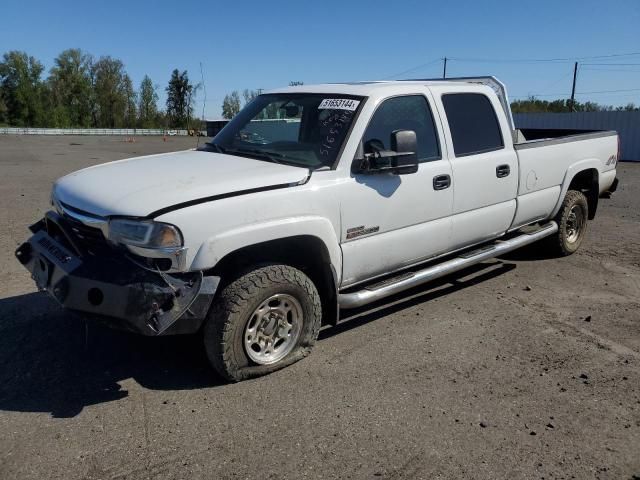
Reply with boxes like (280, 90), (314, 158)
(203, 265), (322, 382)
(551, 189), (589, 256)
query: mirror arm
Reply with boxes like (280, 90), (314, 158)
(353, 129), (418, 175)
(354, 151), (417, 174)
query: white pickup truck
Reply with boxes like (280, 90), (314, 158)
(16, 77), (619, 381)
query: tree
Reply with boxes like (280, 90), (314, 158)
(122, 74), (137, 128)
(0, 51), (47, 126)
(166, 69), (194, 128)
(617, 103), (638, 112)
(91, 56), (129, 128)
(511, 97), (573, 113)
(0, 96), (7, 125)
(242, 88), (259, 105)
(48, 48), (93, 127)
(138, 75), (158, 128)
(511, 97), (639, 114)
(222, 91), (241, 119)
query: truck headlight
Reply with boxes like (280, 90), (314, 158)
(108, 219), (183, 249)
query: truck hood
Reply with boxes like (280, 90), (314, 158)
(53, 150), (309, 217)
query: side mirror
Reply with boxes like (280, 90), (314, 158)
(352, 129), (419, 175)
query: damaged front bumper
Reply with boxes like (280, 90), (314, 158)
(15, 213), (218, 336)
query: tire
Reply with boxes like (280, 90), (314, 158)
(550, 189), (589, 256)
(203, 264), (322, 382)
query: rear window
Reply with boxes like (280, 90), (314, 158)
(442, 93), (504, 157)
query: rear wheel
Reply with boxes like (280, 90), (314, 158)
(551, 189), (589, 256)
(203, 264), (321, 381)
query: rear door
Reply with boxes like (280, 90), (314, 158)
(436, 90), (518, 249)
(339, 92), (453, 287)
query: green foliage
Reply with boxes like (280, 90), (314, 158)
(0, 49), (198, 129)
(6, 49), (638, 129)
(166, 69), (194, 128)
(242, 88), (259, 106)
(511, 97), (639, 113)
(222, 91), (241, 119)
(616, 103), (639, 112)
(138, 75), (159, 128)
(0, 96), (8, 125)
(91, 56), (131, 128)
(48, 49), (93, 127)
(122, 74), (137, 128)
(0, 51), (48, 126)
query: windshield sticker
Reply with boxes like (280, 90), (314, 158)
(318, 110), (354, 158)
(318, 98), (360, 111)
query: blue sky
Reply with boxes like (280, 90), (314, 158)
(2, 0), (639, 118)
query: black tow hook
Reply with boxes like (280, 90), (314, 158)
(15, 243), (32, 265)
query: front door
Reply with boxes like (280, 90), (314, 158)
(340, 93), (454, 287)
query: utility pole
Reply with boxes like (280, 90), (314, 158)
(569, 62), (578, 112)
(442, 57), (447, 79)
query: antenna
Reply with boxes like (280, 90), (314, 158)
(197, 62), (207, 148)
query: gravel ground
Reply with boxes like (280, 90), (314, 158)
(0, 135), (638, 480)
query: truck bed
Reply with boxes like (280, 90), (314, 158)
(514, 129), (617, 195)
(509, 129), (618, 229)
(515, 128), (617, 148)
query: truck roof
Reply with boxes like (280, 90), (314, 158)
(268, 76), (515, 134)
(268, 80), (481, 96)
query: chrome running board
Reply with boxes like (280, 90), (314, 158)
(338, 221), (558, 309)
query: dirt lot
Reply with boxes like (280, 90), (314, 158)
(0, 135), (638, 480)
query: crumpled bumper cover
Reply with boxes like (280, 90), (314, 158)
(15, 221), (218, 336)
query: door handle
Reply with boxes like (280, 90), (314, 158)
(433, 174), (451, 190)
(496, 164), (511, 178)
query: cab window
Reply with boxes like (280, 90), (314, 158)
(442, 93), (504, 157)
(362, 95), (441, 162)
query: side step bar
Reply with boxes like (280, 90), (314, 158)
(338, 221), (558, 309)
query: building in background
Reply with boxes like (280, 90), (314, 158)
(514, 111), (640, 161)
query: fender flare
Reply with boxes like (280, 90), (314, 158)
(549, 159), (601, 218)
(190, 215), (343, 284)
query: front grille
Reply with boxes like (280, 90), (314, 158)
(65, 217), (105, 244)
(52, 200), (109, 252)
(44, 212), (108, 256)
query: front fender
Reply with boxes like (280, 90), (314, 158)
(189, 215), (343, 283)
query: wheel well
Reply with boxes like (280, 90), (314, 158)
(568, 169), (599, 219)
(209, 236), (338, 326)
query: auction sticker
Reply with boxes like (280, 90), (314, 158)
(318, 98), (360, 111)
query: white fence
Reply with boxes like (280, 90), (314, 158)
(0, 128), (190, 136)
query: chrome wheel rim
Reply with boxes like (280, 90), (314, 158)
(244, 294), (303, 365)
(566, 204), (585, 243)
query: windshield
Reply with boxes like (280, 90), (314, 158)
(200, 93), (364, 169)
